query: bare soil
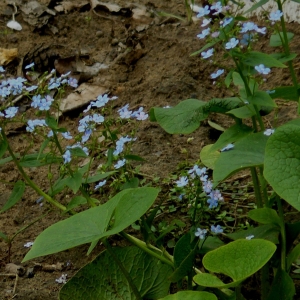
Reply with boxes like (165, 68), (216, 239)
(0, 1), (300, 299)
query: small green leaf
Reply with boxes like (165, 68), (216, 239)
(243, 51), (287, 68)
(190, 39), (220, 57)
(200, 144), (220, 170)
(227, 104), (256, 119)
(45, 116), (59, 130)
(227, 224), (280, 244)
(194, 239), (276, 288)
(0, 181), (25, 213)
(287, 243), (300, 270)
(244, 0), (268, 13)
(66, 196), (87, 211)
(60, 246), (172, 300)
(124, 154), (145, 161)
(267, 269), (295, 300)
(249, 91), (276, 107)
(65, 171), (82, 193)
(208, 120), (225, 131)
(270, 32), (294, 47)
(153, 99), (207, 134)
(0, 139), (8, 159)
(20, 153), (61, 167)
(270, 53), (297, 63)
(270, 86), (300, 101)
(86, 171), (115, 183)
(160, 291), (217, 300)
(213, 132), (268, 183)
(0, 231), (8, 241)
(248, 208), (283, 227)
(203, 97), (241, 115)
(210, 124), (253, 152)
(37, 139), (50, 160)
(69, 147), (88, 158)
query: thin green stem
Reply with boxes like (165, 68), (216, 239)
(261, 263), (270, 300)
(103, 238), (142, 300)
(258, 166), (269, 207)
(250, 167), (263, 208)
(277, 196), (287, 271)
(120, 231), (174, 268)
(1, 132), (66, 211)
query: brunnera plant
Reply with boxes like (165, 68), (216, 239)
(1, 0), (300, 299)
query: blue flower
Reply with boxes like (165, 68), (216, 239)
(201, 18), (211, 27)
(221, 143), (234, 152)
(38, 97), (53, 111)
(61, 132), (73, 140)
(221, 17), (233, 28)
(225, 38), (239, 50)
(240, 22), (256, 33)
(175, 176), (189, 187)
(211, 1), (222, 15)
(62, 150), (72, 164)
(264, 128), (275, 136)
(26, 119), (46, 132)
(197, 5), (210, 18)
(31, 95), (42, 108)
(203, 180), (213, 194)
(240, 33), (253, 46)
(266, 90), (275, 94)
(195, 228), (207, 239)
(201, 48), (214, 59)
(255, 64), (271, 75)
(68, 78), (78, 88)
(0, 66), (5, 72)
(92, 113), (104, 123)
(269, 10), (283, 21)
(26, 85), (38, 92)
(5, 107), (18, 118)
(246, 235), (254, 240)
(207, 198), (218, 209)
(211, 225), (223, 234)
(95, 180), (107, 190)
(210, 69), (224, 79)
(114, 159), (126, 169)
(132, 107), (148, 120)
(197, 28), (210, 39)
(118, 104), (132, 119)
(25, 62), (35, 69)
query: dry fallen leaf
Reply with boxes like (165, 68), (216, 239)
(0, 48), (18, 65)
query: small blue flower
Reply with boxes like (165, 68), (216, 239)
(264, 128), (275, 136)
(68, 78), (78, 88)
(269, 10), (283, 21)
(92, 113), (104, 123)
(240, 22), (256, 33)
(5, 107), (18, 118)
(197, 28), (210, 39)
(197, 5), (210, 18)
(201, 18), (211, 27)
(195, 228), (207, 239)
(26, 119), (46, 132)
(201, 48), (214, 59)
(26, 85), (38, 92)
(95, 180), (107, 190)
(175, 176), (189, 187)
(61, 132), (73, 140)
(225, 38), (239, 50)
(203, 180), (213, 194)
(240, 33), (253, 46)
(211, 2), (222, 15)
(255, 64), (271, 75)
(221, 17), (233, 28)
(81, 129), (92, 143)
(266, 90), (275, 94)
(31, 94), (42, 108)
(210, 69), (224, 79)
(132, 107), (148, 120)
(118, 104), (132, 119)
(255, 26), (267, 35)
(62, 150), (72, 164)
(25, 62), (35, 69)
(207, 198), (218, 209)
(38, 97), (53, 111)
(0, 66), (5, 72)
(211, 225), (223, 234)
(114, 159), (126, 169)
(221, 143), (234, 152)
(246, 235), (254, 240)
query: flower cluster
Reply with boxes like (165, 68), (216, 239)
(113, 136), (136, 156)
(175, 165), (224, 209)
(118, 104), (148, 121)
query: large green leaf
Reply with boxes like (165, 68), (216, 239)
(0, 181), (26, 213)
(248, 208), (283, 227)
(59, 246), (172, 300)
(160, 291), (217, 300)
(203, 97), (241, 114)
(22, 187), (159, 262)
(227, 104), (256, 119)
(243, 51), (287, 68)
(194, 239), (276, 288)
(153, 99), (207, 134)
(264, 119), (300, 210)
(213, 132), (268, 183)
(249, 91), (276, 107)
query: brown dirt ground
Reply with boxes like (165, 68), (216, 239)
(1, 0), (300, 299)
